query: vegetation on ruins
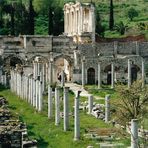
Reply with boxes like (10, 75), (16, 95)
(0, 0), (147, 38)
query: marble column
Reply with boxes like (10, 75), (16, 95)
(63, 87), (69, 131)
(105, 95), (110, 123)
(74, 90), (81, 141)
(131, 119), (138, 148)
(48, 85), (53, 119)
(128, 59), (131, 88)
(88, 95), (93, 114)
(81, 57), (85, 88)
(38, 80), (42, 111)
(98, 62), (101, 89)
(141, 58), (145, 88)
(61, 70), (65, 87)
(33, 78), (36, 107)
(55, 87), (60, 126)
(111, 62), (114, 89)
(36, 78), (39, 109)
(49, 60), (53, 86)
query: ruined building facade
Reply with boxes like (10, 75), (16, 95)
(0, 2), (148, 86)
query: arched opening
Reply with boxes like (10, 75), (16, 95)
(54, 57), (72, 82)
(10, 57), (22, 67)
(131, 65), (140, 83)
(87, 68), (95, 84)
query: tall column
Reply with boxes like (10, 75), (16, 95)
(61, 70), (65, 87)
(88, 95), (93, 114)
(64, 10), (66, 33)
(38, 81), (42, 111)
(111, 62), (114, 89)
(98, 62), (101, 89)
(55, 87), (60, 126)
(74, 90), (81, 141)
(128, 59), (131, 88)
(49, 60), (53, 86)
(131, 119), (138, 148)
(63, 87), (69, 131)
(141, 58), (145, 88)
(81, 56), (85, 88)
(105, 95), (110, 123)
(33, 78), (36, 107)
(48, 85), (53, 119)
(33, 61), (38, 79)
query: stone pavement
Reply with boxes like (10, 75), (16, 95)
(65, 83), (104, 100)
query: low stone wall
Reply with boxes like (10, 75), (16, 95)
(0, 96), (37, 148)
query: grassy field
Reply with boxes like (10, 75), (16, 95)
(0, 85), (131, 148)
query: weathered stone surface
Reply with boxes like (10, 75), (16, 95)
(0, 96), (37, 148)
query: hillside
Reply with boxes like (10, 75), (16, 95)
(80, 0), (148, 38)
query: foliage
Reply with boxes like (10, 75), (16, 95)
(127, 7), (139, 21)
(113, 81), (148, 126)
(0, 85), (131, 147)
(115, 21), (128, 35)
(109, 0), (114, 30)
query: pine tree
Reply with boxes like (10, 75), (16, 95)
(109, 0), (114, 30)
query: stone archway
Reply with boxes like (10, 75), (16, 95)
(87, 68), (95, 84)
(54, 55), (73, 82)
(3, 56), (24, 73)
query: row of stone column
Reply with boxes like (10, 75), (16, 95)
(10, 70), (43, 112)
(48, 86), (81, 140)
(88, 94), (139, 147)
(82, 58), (145, 89)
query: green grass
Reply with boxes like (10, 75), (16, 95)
(0, 85), (131, 148)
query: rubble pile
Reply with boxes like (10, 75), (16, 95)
(0, 96), (37, 148)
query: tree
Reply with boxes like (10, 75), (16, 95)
(28, 0), (35, 35)
(95, 9), (105, 37)
(109, 0), (114, 30)
(128, 7), (139, 21)
(113, 81), (148, 126)
(115, 21), (128, 35)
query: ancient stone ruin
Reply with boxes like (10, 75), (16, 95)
(0, 96), (37, 148)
